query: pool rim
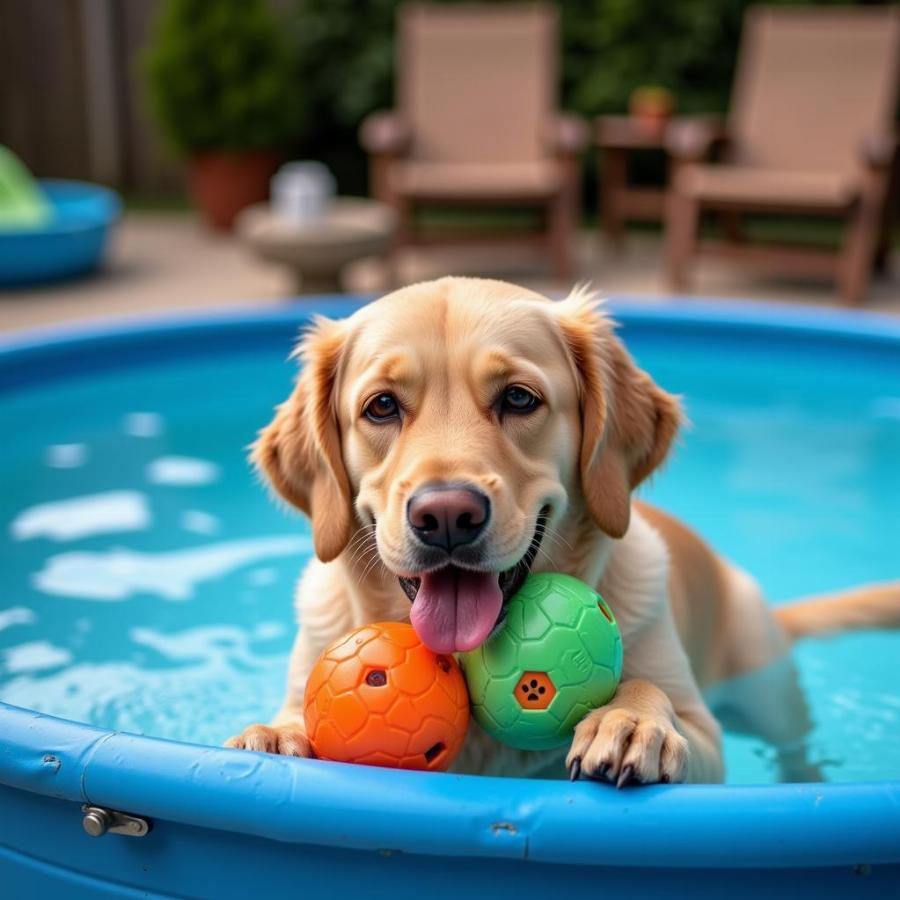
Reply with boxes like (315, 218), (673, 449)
(3, 293), (900, 356)
(1, 296), (899, 869)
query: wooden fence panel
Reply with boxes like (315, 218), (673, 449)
(0, 0), (183, 194)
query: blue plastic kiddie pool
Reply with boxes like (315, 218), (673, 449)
(0, 298), (898, 897)
(0, 179), (121, 286)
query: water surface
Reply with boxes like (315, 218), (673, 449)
(1, 311), (898, 784)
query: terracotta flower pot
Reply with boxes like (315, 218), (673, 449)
(188, 150), (282, 231)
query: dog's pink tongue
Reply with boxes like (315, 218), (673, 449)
(410, 568), (503, 653)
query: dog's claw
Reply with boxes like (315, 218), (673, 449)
(616, 765), (635, 789)
(596, 761), (611, 781)
(660, 773), (671, 784)
(568, 756), (582, 782)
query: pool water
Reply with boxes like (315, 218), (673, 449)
(1, 309), (898, 785)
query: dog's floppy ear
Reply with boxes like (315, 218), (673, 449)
(556, 288), (682, 538)
(252, 316), (352, 562)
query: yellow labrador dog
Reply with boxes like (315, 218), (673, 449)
(227, 277), (899, 784)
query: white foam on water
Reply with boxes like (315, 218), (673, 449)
(246, 566), (278, 587)
(9, 491), (151, 542)
(0, 657), (287, 746)
(147, 456), (221, 486)
(3, 640), (72, 674)
(123, 412), (164, 438)
(44, 443), (89, 468)
(31, 534), (310, 602)
(129, 621), (285, 665)
(0, 607), (35, 632)
(180, 510), (221, 535)
(253, 621), (285, 640)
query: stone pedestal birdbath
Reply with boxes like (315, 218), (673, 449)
(236, 198), (397, 293)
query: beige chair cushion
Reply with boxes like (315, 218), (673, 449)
(676, 165), (859, 209)
(391, 160), (562, 200)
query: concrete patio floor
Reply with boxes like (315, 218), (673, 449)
(1, 211), (898, 334)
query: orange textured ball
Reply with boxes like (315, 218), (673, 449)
(303, 621), (470, 771)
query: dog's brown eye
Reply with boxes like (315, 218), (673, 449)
(364, 393), (400, 422)
(502, 385), (540, 414)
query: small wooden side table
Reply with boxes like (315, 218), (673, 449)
(595, 115), (673, 247)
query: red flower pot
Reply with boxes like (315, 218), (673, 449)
(188, 150), (282, 231)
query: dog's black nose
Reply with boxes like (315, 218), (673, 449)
(407, 485), (490, 551)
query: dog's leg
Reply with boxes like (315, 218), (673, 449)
(766, 667), (826, 783)
(708, 566), (824, 782)
(566, 600), (724, 785)
(707, 658), (824, 783)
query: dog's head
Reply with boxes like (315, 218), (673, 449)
(255, 278), (680, 652)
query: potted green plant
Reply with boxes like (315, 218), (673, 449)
(628, 85), (676, 137)
(143, 0), (303, 230)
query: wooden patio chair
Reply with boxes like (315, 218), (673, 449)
(359, 3), (587, 280)
(665, 6), (900, 305)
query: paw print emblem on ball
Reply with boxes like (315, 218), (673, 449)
(515, 671), (556, 709)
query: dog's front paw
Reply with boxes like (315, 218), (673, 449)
(566, 707), (688, 786)
(225, 723), (312, 757)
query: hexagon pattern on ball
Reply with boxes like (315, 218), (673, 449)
(460, 573), (622, 751)
(304, 621), (470, 771)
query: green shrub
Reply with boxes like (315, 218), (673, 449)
(144, 0), (888, 188)
(561, 0), (746, 115)
(143, 0), (304, 154)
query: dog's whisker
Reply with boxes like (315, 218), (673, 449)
(537, 545), (564, 568)
(348, 546), (374, 565)
(541, 525), (574, 552)
(536, 531), (573, 564)
(348, 540), (377, 562)
(356, 543), (383, 568)
(348, 533), (374, 552)
(353, 546), (381, 571)
(346, 526), (378, 554)
(349, 546), (374, 566)
(360, 552), (388, 583)
(347, 533), (376, 552)
(537, 531), (565, 551)
(347, 529), (379, 562)
(349, 539), (378, 565)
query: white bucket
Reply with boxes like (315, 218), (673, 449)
(271, 161), (336, 224)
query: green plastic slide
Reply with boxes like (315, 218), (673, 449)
(0, 145), (51, 229)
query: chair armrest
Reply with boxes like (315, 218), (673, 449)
(547, 113), (589, 157)
(665, 117), (730, 163)
(859, 131), (899, 170)
(359, 111), (411, 157)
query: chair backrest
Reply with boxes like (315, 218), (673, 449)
(730, 6), (900, 174)
(397, 3), (557, 164)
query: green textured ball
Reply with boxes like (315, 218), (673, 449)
(459, 573), (622, 751)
